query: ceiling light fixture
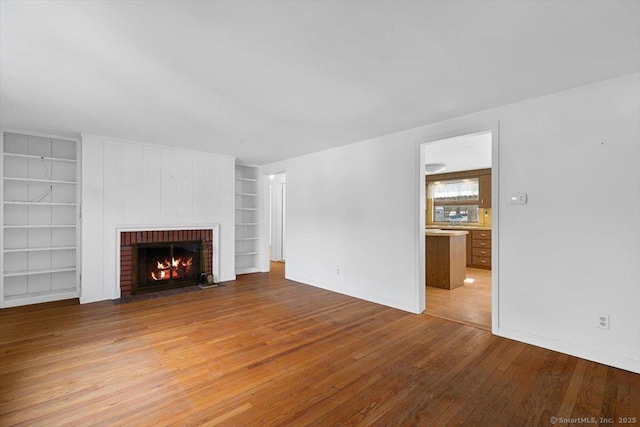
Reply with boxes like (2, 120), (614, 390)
(425, 163), (447, 173)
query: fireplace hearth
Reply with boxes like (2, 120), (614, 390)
(120, 229), (214, 296)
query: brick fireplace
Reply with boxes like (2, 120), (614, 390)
(120, 229), (213, 296)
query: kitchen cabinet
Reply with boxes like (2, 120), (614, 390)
(471, 230), (491, 269)
(432, 227), (491, 269)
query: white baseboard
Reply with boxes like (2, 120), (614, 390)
(286, 273), (417, 314)
(80, 293), (109, 304)
(498, 326), (640, 374)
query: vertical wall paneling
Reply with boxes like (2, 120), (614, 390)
(142, 145), (162, 224)
(191, 155), (208, 224)
(123, 142), (144, 224)
(175, 150), (194, 224)
(80, 134), (236, 303)
(220, 159), (236, 278)
(103, 140), (125, 297)
(205, 156), (222, 223)
(160, 149), (178, 225)
(80, 136), (104, 303)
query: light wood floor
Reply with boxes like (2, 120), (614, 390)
(426, 267), (492, 331)
(1, 263), (638, 426)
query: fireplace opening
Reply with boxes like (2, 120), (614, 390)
(132, 240), (204, 294)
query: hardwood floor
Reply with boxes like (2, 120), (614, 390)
(1, 263), (638, 426)
(426, 267), (492, 331)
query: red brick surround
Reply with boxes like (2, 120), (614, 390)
(120, 229), (213, 296)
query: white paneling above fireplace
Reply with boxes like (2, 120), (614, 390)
(80, 134), (235, 303)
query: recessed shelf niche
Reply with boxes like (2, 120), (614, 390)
(1, 131), (80, 308)
(235, 164), (260, 274)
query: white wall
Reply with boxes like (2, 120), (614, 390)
(81, 134), (235, 303)
(260, 73), (640, 373)
(261, 131), (421, 311)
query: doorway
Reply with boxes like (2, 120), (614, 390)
(269, 173), (286, 262)
(420, 128), (497, 331)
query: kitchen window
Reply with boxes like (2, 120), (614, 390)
(428, 178), (480, 224)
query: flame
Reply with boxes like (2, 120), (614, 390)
(151, 270), (167, 281)
(150, 256), (194, 281)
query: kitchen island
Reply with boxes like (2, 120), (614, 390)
(425, 229), (468, 290)
(426, 225), (492, 269)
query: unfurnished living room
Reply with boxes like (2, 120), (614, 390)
(1, 1), (639, 425)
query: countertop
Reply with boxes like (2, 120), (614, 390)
(425, 225), (492, 231)
(425, 229), (469, 237)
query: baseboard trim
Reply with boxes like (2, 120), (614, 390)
(286, 273), (418, 314)
(498, 326), (640, 374)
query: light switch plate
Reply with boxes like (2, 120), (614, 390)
(510, 191), (527, 205)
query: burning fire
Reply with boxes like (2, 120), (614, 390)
(150, 256), (193, 281)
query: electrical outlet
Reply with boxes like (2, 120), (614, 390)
(598, 314), (610, 330)
(336, 268), (340, 275)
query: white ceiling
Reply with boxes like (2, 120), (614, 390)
(424, 131), (492, 174)
(1, 1), (638, 165)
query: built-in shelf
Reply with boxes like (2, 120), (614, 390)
(3, 177), (76, 185)
(4, 246), (76, 253)
(235, 164), (259, 275)
(2, 130), (80, 308)
(4, 224), (76, 229)
(3, 289), (78, 306)
(4, 201), (77, 206)
(3, 152), (76, 163)
(4, 266), (77, 277)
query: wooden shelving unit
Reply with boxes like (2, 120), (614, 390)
(235, 164), (260, 275)
(1, 131), (80, 308)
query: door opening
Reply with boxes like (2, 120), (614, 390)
(420, 129), (496, 331)
(269, 173), (286, 262)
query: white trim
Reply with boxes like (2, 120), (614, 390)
(1, 128), (80, 143)
(2, 290), (79, 308)
(75, 138), (83, 303)
(113, 224), (221, 300)
(499, 327), (640, 374)
(258, 169), (288, 273)
(1, 131), (6, 307)
(416, 122), (500, 328)
(287, 274), (416, 314)
(260, 172), (272, 272)
(235, 267), (260, 275)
